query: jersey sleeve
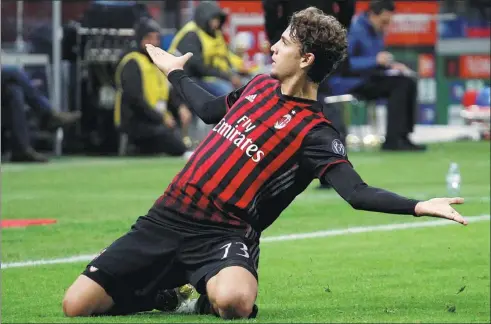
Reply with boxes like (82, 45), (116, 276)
(301, 123), (351, 179)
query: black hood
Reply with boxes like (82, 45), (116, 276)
(134, 17), (161, 44)
(117, 17), (158, 65)
(194, 1), (227, 36)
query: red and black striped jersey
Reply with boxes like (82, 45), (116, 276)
(152, 74), (350, 235)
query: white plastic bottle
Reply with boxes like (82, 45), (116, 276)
(446, 162), (461, 196)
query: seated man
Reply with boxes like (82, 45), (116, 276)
(114, 17), (191, 156)
(168, 1), (244, 96)
(1, 65), (80, 162)
(330, 0), (426, 151)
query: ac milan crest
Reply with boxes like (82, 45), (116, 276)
(274, 114), (292, 129)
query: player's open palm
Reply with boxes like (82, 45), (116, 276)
(145, 44), (193, 77)
(415, 197), (467, 225)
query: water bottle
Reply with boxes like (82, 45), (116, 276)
(446, 162), (461, 196)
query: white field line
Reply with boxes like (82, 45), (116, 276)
(3, 153), (438, 173)
(1, 215), (489, 270)
(1, 159), (132, 173)
(2, 189), (490, 203)
(2, 153), (489, 173)
(1, 158), (185, 173)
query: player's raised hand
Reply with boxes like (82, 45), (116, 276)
(145, 44), (193, 76)
(414, 197), (467, 225)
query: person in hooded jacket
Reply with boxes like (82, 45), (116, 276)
(168, 1), (245, 96)
(114, 17), (192, 156)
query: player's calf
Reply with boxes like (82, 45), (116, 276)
(206, 266), (258, 319)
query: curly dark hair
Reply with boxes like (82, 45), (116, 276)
(289, 7), (348, 84)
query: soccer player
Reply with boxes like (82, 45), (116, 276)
(63, 7), (467, 320)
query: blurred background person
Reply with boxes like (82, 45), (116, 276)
(331, 0), (425, 151)
(461, 86), (491, 139)
(114, 17), (191, 156)
(252, 39), (274, 74)
(229, 32), (266, 80)
(1, 65), (81, 162)
(168, 1), (245, 96)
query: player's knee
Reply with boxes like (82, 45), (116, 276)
(207, 266), (258, 319)
(62, 292), (90, 317)
(62, 275), (113, 317)
(213, 287), (255, 319)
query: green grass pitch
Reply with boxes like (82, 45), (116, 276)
(2, 142), (490, 323)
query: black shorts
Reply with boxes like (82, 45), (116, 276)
(82, 214), (259, 306)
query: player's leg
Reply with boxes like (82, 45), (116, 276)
(63, 272), (190, 317)
(183, 236), (260, 319)
(62, 215), (188, 317)
(62, 274), (113, 316)
(206, 266), (258, 319)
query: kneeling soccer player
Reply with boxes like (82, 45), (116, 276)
(63, 7), (467, 319)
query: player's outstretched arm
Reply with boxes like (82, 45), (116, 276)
(324, 163), (468, 225)
(145, 44), (227, 124)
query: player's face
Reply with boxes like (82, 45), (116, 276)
(270, 27), (303, 81)
(270, 27), (314, 82)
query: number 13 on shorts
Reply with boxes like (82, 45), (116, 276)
(220, 242), (250, 259)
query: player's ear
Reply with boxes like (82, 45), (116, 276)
(300, 52), (315, 69)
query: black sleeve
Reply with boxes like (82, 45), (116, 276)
(167, 70), (249, 124)
(302, 124), (419, 215)
(301, 124), (351, 178)
(167, 87), (181, 117)
(324, 163), (420, 215)
(120, 60), (163, 124)
(177, 32), (232, 81)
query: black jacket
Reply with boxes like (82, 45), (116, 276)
(118, 49), (181, 135)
